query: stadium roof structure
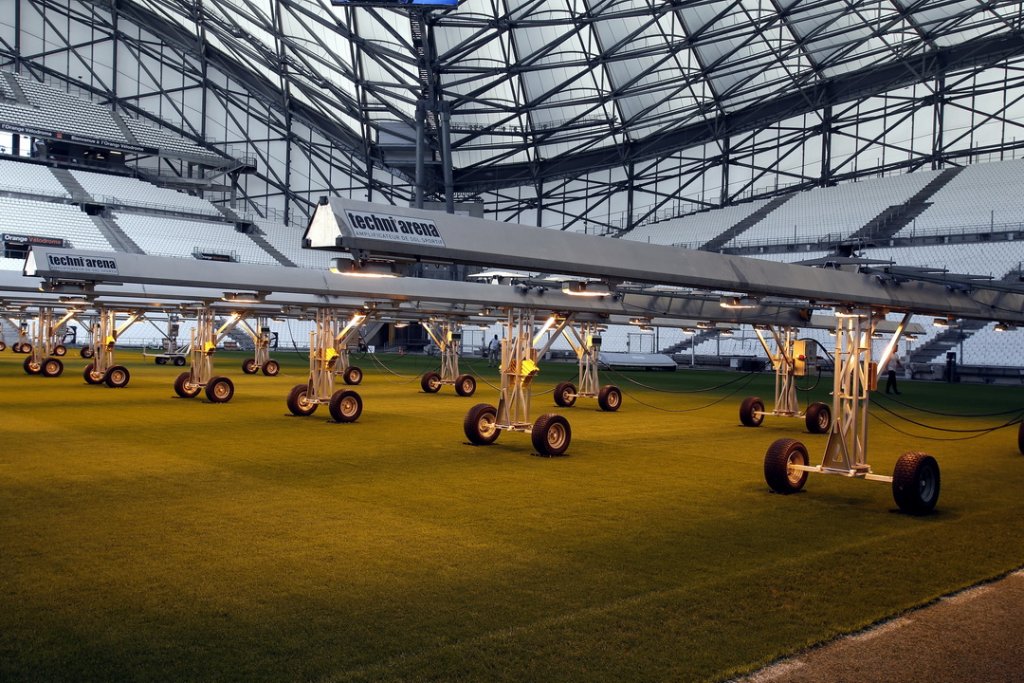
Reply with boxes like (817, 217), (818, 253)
(5, 0), (1024, 229)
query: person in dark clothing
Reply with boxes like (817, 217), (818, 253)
(885, 357), (903, 394)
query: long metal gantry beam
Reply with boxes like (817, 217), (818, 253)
(305, 198), (1024, 324)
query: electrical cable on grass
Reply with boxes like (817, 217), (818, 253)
(869, 400), (1024, 437)
(604, 365), (760, 393)
(618, 371), (759, 413)
(869, 410), (1022, 442)
(365, 352), (428, 383)
(874, 393), (1024, 418)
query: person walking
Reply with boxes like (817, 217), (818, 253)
(885, 356), (903, 394)
(487, 334), (500, 367)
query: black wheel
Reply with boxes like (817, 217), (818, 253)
(597, 385), (623, 412)
(464, 403), (500, 445)
(80, 346), (94, 359)
(155, 357), (167, 365)
(0, 341), (5, 352)
(42, 358), (64, 378)
(286, 383), (318, 416)
(83, 363), (105, 385)
(421, 371), (442, 394)
(805, 402), (832, 434)
(53, 345), (67, 357)
(23, 357), (41, 375)
(740, 396), (765, 427)
(343, 366), (363, 385)
(764, 438), (809, 494)
(454, 374), (477, 397)
(531, 414), (572, 456)
(554, 381), (577, 407)
(173, 371), (201, 398)
(892, 452), (940, 515)
(174, 356), (186, 366)
(241, 358), (259, 374)
(104, 365), (130, 388)
(20, 343), (32, 355)
(205, 376), (235, 403)
(262, 360), (280, 376)
(329, 389), (362, 423)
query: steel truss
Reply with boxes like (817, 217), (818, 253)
(419, 319), (476, 397)
(762, 310), (940, 514)
(740, 325), (832, 434)
(463, 308), (574, 456)
(550, 319), (622, 413)
(284, 308), (364, 423)
(82, 308), (144, 388)
(6, 0), (1024, 231)
(20, 307), (77, 378)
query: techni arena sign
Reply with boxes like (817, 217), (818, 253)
(46, 253), (119, 275)
(343, 210), (446, 248)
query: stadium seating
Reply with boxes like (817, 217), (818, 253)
(895, 160), (1024, 237)
(0, 196), (113, 250)
(0, 159), (69, 198)
(731, 171), (938, 246)
(71, 169), (219, 216)
(11, 73), (129, 144)
(255, 220), (333, 270)
(624, 199), (770, 247)
(121, 117), (219, 160)
(114, 212), (279, 265)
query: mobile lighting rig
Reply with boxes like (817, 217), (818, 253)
(304, 197), (1024, 512)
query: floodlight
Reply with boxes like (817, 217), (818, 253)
(330, 258), (398, 278)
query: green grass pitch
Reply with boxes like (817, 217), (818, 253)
(1, 349), (1022, 681)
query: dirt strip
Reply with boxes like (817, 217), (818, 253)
(733, 570), (1024, 683)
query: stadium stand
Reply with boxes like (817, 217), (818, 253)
(70, 169), (219, 216)
(729, 171), (939, 246)
(113, 212), (279, 265)
(121, 116), (220, 161)
(0, 158), (69, 197)
(9, 73), (129, 144)
(0, 196), (113, 251)
(895, 160), (1024, 237)
(624, 198), (770, 247)
(254, 220), (333, 270)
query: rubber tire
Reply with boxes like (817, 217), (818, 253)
(174, 371), (201, 398)
(454, 374), (477, 397)
(764, 438), (810, 494)
(329, 390), (362, 423)
(53, 345), (67, 357)
(80, 346), (94, 358)
(421, 371), (442, 394)
(598, 385), (623, 412)
(174, 356), (186, 366)
(464, 403), (500, 445)
(531, 414), (572, 456)
(343, 366), (363, 386)
(155, 357), (167, 365)
(286, 384), (318, 416)
(23, 357), (41, 375)
(205, 376), (234, 403)
(20, 343), (32, 355)
(805, 402), (832, 434)
(892, 452), (940, 515)
(241, 358), (259, 374)
(262, 360), (280, 376)
(0, 341), (5, 352)
(104, 365), (130, 388)
(42, 358), (64, 378)
(740, 396), (765, 427)
(83, 363), (105, 385)
(554, 381), (577, 407)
